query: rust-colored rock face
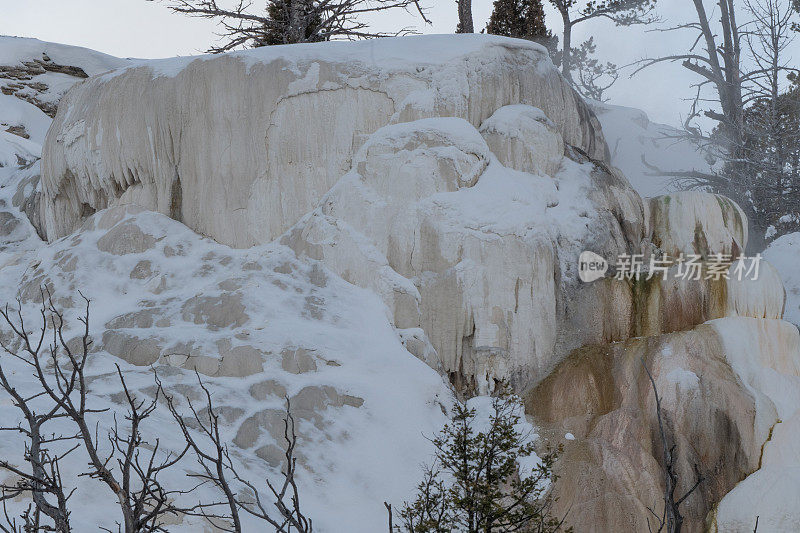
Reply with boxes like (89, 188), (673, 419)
(536, 194), (791, 532)
(527, 326), (761, 532)
(527, 316), (800, 532)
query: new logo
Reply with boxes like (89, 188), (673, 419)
(578, 251), (608, 282)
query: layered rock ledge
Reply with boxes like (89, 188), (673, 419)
(41, 35), (607, 247)
(26, 34), (800, 532)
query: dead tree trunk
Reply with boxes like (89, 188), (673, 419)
(642, 360), (704, 533)
(456, 0), (474, 33)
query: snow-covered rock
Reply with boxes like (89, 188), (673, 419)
(281, 109), (655, 392)
(764, 231), (800, 325)
(40, 34), (608, 247)
(284, 116), (562, 392)
(648, 191), (747, 258)
(706, 232), (800, 532)
(0, 36), (129, 245)
(706, 318), (800, 532)
(2, 33), (800, 533)
(0, 204), (453, 532)
(478, 104), (565, 176)
(35, 34), (786, 395)
(725, 258), (785, 319)
(0, 36), (128, 142)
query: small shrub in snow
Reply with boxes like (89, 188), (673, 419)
(397, 389), (569, 533)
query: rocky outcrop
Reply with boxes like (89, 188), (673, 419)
(520, 187), (791, 531)
(15, 34), (800, 532)
(478, 104), (564, 176)
(0, 55), (83, 118)
(281, 111), (647, 393)
(648, 192), (748, 258)
(0, 37), (127, 140)
(527, 317), (800, 532)
(40, 35), (608, 247)
(38, 35), (788, 394)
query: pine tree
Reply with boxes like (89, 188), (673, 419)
(259, 0), (325, 46)
(727, 78), (800, 243)
(486, 0), (555, 52)
(397, 392), (569, 532)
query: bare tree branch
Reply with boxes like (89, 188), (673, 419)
(154, 0), (430, 52)
(642, 359), (704, 533)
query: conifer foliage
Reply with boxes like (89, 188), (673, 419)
(261, 0), (324, 46)
(486, 0), (550, 41)
(397, 392), (568, 532)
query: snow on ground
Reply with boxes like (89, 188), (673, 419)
(0, 93), (51, 145)
(0, 36), (552, 533)
(764, 232), (800, 327)
(5, 33), (798, 532)
(0, 129), (39, 167)
(591, 101), (712, 198)
(102, 33), (550, 80)
(0, 198), (456, 531)
(0, 35), (129, 148)
(0, 36), (465, 532)
(0, 35), (128, 75)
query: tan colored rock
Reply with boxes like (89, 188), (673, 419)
(249, 380), (287, 401)
(217, 345), (265, 377)
(281, 347), (318, 374)
(528, 327), (759, 531)
(648, 192), (747, 258)
(106, 308), (159, 329)
(102, 330), (162, 366)
(129, 259), (153, 280)
(234, 408), (286, 450)
(0, 211), (21, 238)
(96, 221), (156, 255)
(527, 317), (800, 532)
(180, 293), (248, 330)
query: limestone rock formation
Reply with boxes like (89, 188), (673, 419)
(37, 34), (790, 397)
(40, 35), (607, 247)
(281, 111), (649, 392)
(479, 104), (564, 176)
(2, 33), (799, 532)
